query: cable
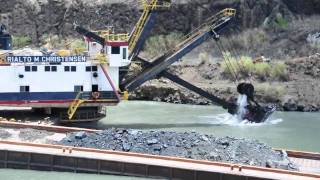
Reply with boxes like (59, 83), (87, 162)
(230, 28), (254, 83)
(216, 40), (238, 83)
(224, 37), (252, 84)
(220, 40), (242, 79)
(218, 41), (240, 82)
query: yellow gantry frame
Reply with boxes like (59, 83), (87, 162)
(128, 0), (171, 53)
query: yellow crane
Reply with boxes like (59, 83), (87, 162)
(128, 0), (171, 58)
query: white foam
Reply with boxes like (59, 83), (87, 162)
(200, 113), (283, 126)
(236, 94), (248, 120)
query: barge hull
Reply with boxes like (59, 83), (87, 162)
(0, 140), (319, 180)
(0, 121), (319, 179)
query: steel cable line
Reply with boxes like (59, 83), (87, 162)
(229, 28), (255, 83)
(223, 37), (253, 84)
(218, 41), (240, 82)
(216, 40), (238, 83)
(220, 39), (242, 78)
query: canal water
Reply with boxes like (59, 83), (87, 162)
(1, 101), (319, 179)
(102, 101), (320, 152)
(0, 169), (152, 180)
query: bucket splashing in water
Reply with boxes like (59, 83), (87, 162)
(236, 94), (248, 121)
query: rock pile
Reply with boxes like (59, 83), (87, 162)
(57, 128), (297, 171)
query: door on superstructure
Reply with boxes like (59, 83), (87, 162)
(92, 84), (98, 92)
(20, 85), (30, 101)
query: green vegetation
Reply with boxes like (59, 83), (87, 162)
(256, 83), (286, 99)
(226, 29), (268, 54)
(255, 62), (271, 79)
(241, 56), (255, 74)
(221, 52), (253, 78)
(275, 14), (289, 29)
(11, 34), (87, 51)
(221, 52), (289, 81)
(144, 32), (184, 57)
(40, 34), (86, 53)
(271, 62), (289, 81)
(69, 39), (86, 50)
(12, 36), (32, 49)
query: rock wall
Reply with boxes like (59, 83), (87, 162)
(0, 0), (140, 43)
(1, 0), (319, 43)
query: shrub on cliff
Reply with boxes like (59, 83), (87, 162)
(144, 32), (183, 58)
(274, 14), (289, 29)
(255, 63), (272, 81)
(271, 62), (290, 81)
(256, 84), (286, 100)
(221, 53), (289, 82)
(12, 36), (32, 49)
(40, 34), (86, 52)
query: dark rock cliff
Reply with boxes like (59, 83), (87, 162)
(0, 0), (319, 42)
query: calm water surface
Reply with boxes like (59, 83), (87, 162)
(0, 169), (152, 180)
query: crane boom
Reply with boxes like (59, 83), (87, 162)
(128, 0), (171, 60)
(136, 56), (238, 115)
(74, 25), (105, 45)
(122, 8), (236, 92)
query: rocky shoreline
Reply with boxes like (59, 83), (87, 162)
(129, 82), (320, 112)
(129, 55), (320, 113)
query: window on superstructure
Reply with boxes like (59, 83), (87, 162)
(26, 66), (37, 72)
(111, 46), (120, 54)
(45, 66), (50, 72)
(31, 66), (37, 72)
(64, 66), (70, 72)
(45, 66), (57, 72)
(123, 48), (127, 59)
(20, 86), (30, 92)
(25, 66), (30, 72)
(74, 85), (83, 92)
(71, 66), (76, 72)
(51, 66), (57, 72)
(86, 66), (97, 72)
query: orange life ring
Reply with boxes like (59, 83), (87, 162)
(92, 92), (100, 99)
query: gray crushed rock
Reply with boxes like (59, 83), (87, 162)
(18, 128), (54, 141)
(0, 129), (11, 139)
(57, 128), (298, 171)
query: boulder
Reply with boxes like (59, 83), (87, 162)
(75, 131), (87, 139)
(282, 95), (298, 111)
(147, 139), (158, 145)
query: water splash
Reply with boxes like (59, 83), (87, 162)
(236, 94), (248, 121)
(200, 113), (283, 126)
(198, 94), (281, 126)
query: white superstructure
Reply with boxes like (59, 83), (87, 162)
(0, 32), (130, 108)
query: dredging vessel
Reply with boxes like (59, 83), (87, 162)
(0, 0), (274, 123)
